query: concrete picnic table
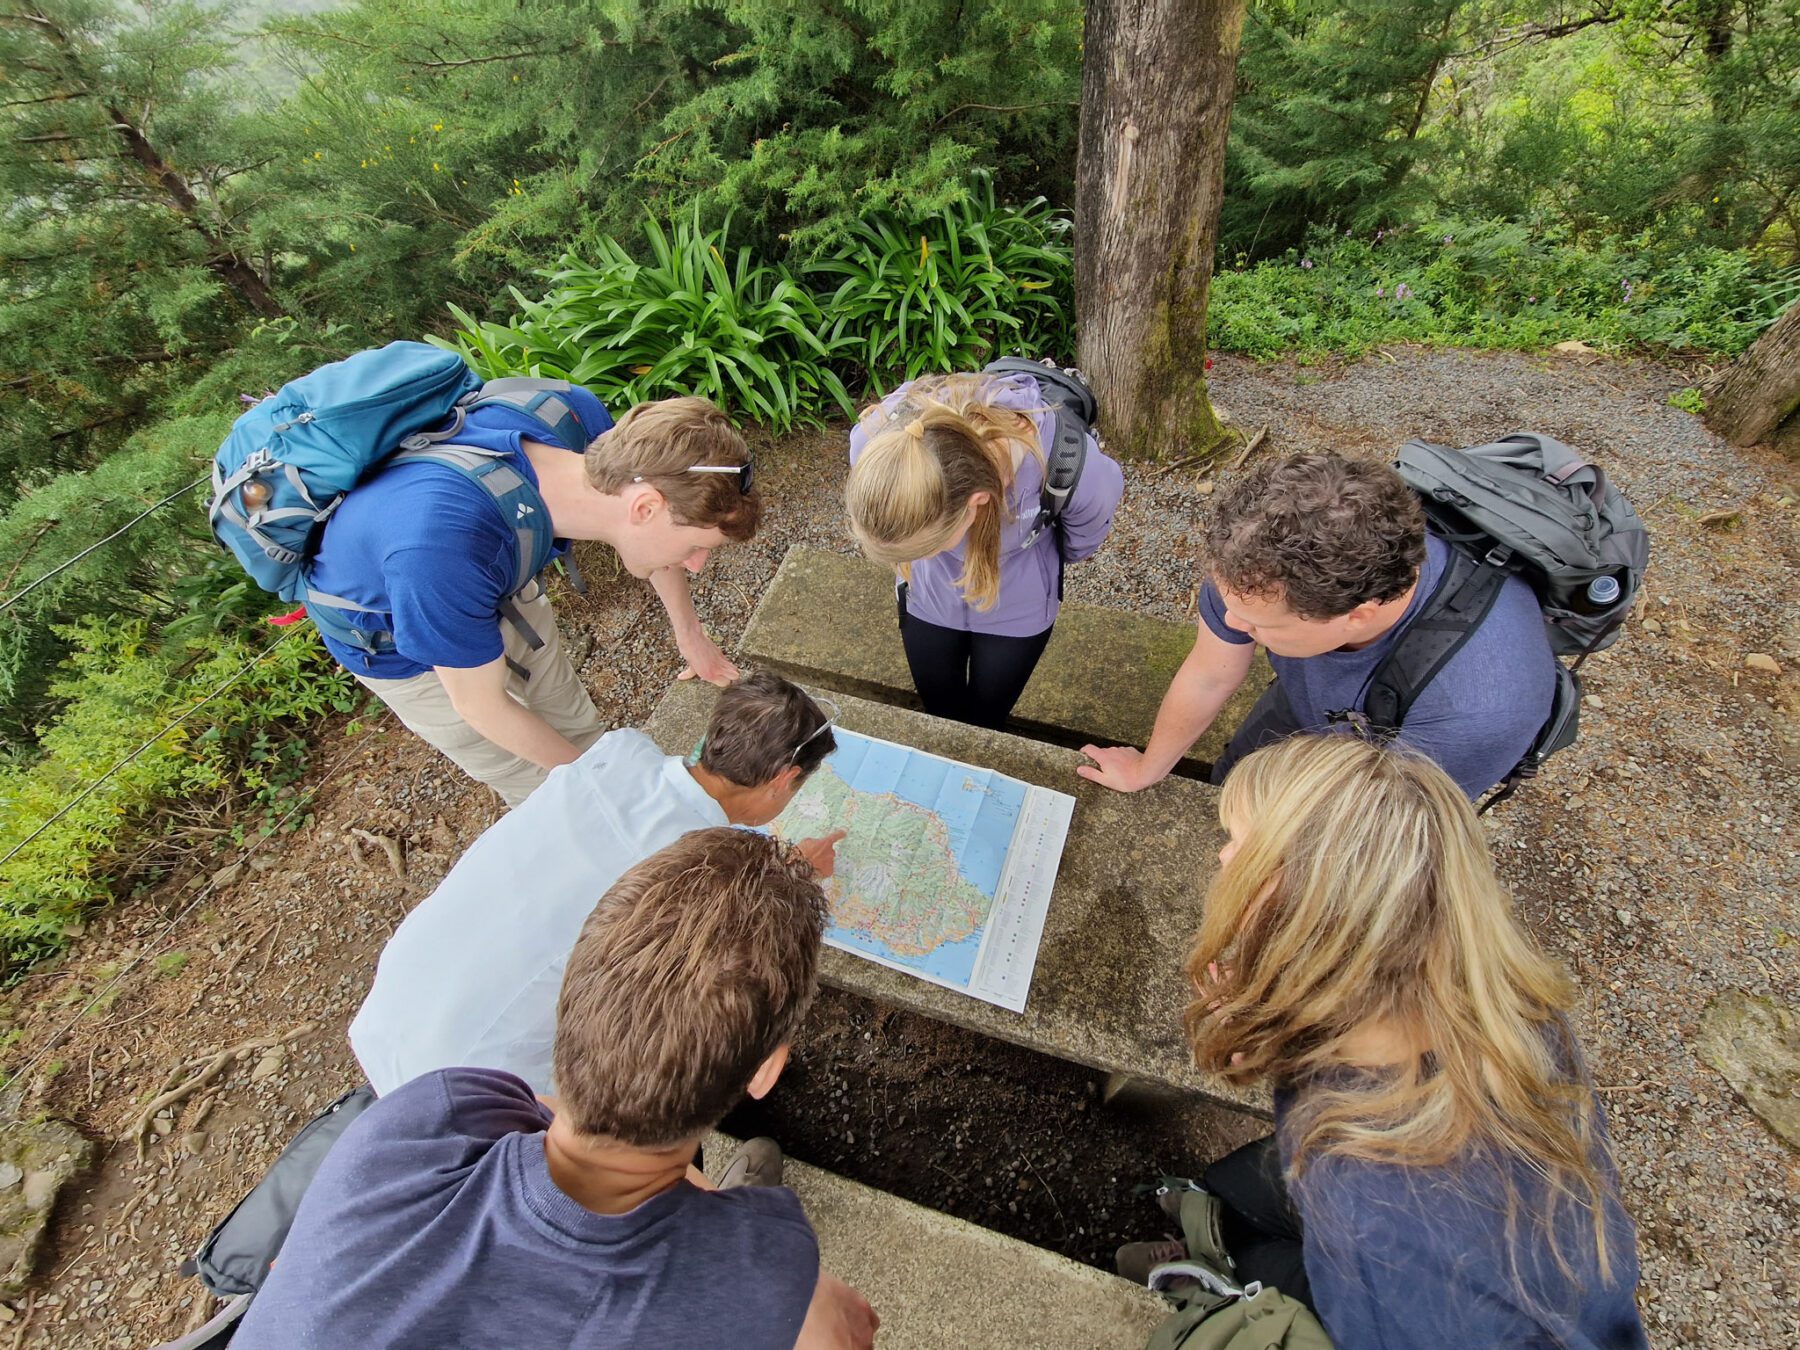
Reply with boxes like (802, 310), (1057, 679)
(647, 680), (1269, 1117)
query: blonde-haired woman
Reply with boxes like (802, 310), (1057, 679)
(846, 370), (1123, 728)
(1128, 734), (1647, 1348)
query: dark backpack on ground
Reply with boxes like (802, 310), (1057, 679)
(158, 1085), (376, 1348)
(1361, 433), (1650, 808)
(209, 342), (604, 662)
(981, 357), (1095, 558)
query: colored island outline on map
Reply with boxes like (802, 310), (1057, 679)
(776, 759), (994, 960)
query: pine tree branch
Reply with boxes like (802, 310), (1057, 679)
(1, 88), (90, 109)
(1448, 8), (1622, 60)
(932, 99), (1080, 128)
(401, 44), (584, 70)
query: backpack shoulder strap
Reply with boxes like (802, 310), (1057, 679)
(1038, 403), (1089, 528)
(1361, 539), (1509, 733)
(467, 376), (589, 450)
(388, 442), (556, 599)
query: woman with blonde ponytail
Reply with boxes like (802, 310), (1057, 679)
(846, 370), (1123, 728)
(1123, 734), (1647, 1349)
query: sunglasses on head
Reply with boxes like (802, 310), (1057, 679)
(633, 461), (755, 496)
(790, 694), (840, 764)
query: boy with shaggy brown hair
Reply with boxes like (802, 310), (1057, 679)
(236, 828), (877, 1350)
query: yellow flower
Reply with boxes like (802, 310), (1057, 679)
(432, 122), (443, 132)
(312, 150), (322, 160)
(432, 162), (441, 172)
(360, 160), (368, 168)
(349, 243), (356, 252)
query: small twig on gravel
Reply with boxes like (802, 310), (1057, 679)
(1596, 1080), (1665, 1094)
(1150, 451), (1211, 479)
(1023, 1153), (1070, 1241)
(181, 1292), (219, 1334)
(129, 1024), (314, 1160)
(221, 921), (278, 980)
(10, 1290), (35, 1350)
(351, 828), (406, 879)
(1228, 424), (1270, 473)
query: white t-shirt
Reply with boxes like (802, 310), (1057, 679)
(349, 730), (727, 1095)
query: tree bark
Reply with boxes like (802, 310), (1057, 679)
(1701, 300), (1800, 447)
(1075, 0), (1247, 461)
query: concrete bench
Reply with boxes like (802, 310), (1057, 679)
(648, 681), (1268, 1116)
(705, 1136), (1168, 1350)
(737, 546), (1274, 778)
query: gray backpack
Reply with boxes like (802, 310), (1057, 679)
(1362, 434), (1650, 807)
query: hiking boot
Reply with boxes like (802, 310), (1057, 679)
(1115, 1237), (1189, 1287)
(718, 1137), (783, 1189)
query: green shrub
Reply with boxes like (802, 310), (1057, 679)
(1209, 218), (1795, 361)
(0, 622), (353, 975)
(435, 209), (854, 432)
(808, 178), (1074, 387)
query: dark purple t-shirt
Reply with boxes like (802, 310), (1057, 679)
(233, 1068), (819, 1350)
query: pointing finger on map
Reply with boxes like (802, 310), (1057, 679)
(794, 830), (848, 880)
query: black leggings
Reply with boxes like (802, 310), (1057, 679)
(1204, 1134), (1313, 1311)
(898, 585), (1054, 731)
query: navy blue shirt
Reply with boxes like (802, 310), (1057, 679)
(304, 397), (608, 679)
(1279, 1086), (1648, 1350)
(1201, 534), (1558, 797)
(233, 1068), (820, 1350)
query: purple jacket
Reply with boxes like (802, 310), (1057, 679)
(848, 374), (1125, 637)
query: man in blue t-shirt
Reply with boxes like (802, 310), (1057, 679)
(233, 827), (878, 1350)
(306, 390), (760, 806)
(1079, 452), (1556, 799)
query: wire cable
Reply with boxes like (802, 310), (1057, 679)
(0, 629), (298, 872)
(2, 709), (390, 1092)
(0, 475), (207, 613)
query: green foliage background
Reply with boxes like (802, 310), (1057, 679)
(1, 0), (1794, 974)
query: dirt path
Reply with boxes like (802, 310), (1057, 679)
(1, 348), (1794, 1348)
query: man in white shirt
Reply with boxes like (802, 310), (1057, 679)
(350, 670), (843, 1095)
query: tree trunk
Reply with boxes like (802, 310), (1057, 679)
(1075, 0), (1247, 461)
(102, 101), (284, 318)
(25, 8), (284, 320)
(1702, 301), (1800, 447)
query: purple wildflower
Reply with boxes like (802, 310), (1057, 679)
(1395, 283), (1412, 301)
(1527, 295), (1538, 304)
(1621, 278), (1634, 302)
(1375, 286), (1386, 298)
(1442, 234), (1453, 245)
(1300, 258), (1314, 270)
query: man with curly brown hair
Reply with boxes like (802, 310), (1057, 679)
(1078, 451), (1556, 799)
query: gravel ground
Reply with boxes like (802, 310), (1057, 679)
(1, 347), (1794, 1347)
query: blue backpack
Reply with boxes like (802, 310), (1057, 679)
(209, 341), (608, 657)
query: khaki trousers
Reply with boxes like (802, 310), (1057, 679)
(356, 590), (604, 808)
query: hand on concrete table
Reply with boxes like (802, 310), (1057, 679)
(797, 1271), (879, 1350)
(1075, 743), (1164, 792)
(674, 630), (741, 686)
